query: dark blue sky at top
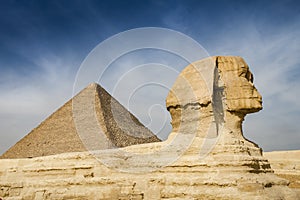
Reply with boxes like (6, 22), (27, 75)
(0, 0), (299, 153)
(0, 0), (299, 76)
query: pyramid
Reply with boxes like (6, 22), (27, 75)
(0, 83), (160, 159)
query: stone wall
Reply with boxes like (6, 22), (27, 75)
(0, 150), (299, 200)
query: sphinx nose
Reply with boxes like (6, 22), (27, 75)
(253, 87), (262, 100)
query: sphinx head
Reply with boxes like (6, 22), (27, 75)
(217, 56), (262, 114)
(166, 56), (262, 133)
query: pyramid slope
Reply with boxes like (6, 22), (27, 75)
(95, 84), (160, 147)
(1, 83), (160, 159)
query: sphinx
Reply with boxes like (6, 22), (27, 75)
(165, 56), (265, 159)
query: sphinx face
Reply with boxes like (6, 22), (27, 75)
(217, 56), (262, 114)
(166, 56), (263, 135)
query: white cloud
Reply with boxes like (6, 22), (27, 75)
(0, 54), (76, 153)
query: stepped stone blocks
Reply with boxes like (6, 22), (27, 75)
(0, 84), (160, 159)
(0, 56), (299, 199)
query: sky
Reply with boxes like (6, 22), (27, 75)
(0, 0), (299, 154)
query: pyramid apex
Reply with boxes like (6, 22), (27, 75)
(87, 82), (100, 88)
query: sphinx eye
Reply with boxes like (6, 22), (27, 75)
(246, 70), (254, 83)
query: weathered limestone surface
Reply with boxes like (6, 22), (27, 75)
(0, 83), (160, 159)
(0, 56), (298, 199)
(0, 150), (299, 200)
(264, 150), (300, 190)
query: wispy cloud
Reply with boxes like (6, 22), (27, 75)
(0, 53), (77, 153)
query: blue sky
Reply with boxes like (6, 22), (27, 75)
(0, 0), (299, 154)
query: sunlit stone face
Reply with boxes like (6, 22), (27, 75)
(166, 56), (263, 135)
(217, 56), (262, 114)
